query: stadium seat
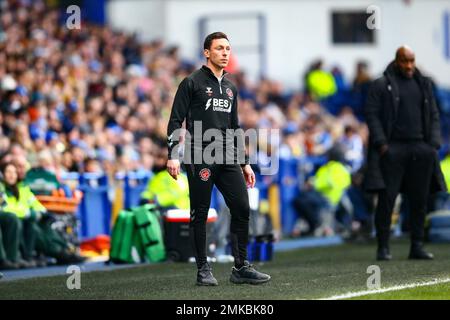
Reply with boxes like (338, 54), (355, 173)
(77, 173), (112, 239)
(278, 159), (300, 235)
(118, 171), (153, 210)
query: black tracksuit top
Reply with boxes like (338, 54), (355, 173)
(167, 65), (248, 164)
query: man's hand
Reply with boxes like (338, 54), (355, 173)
(242, 164), (256, 188)
(379, 144), (389, 156)
(167, 159), (180, 180)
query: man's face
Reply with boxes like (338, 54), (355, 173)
(395, 50), (416, 78)
(204, 38), (231, 69)
(14, 158), (28, 180)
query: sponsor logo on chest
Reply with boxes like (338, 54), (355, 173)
(205, 98), (232, 113)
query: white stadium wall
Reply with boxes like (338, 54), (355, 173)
(107, 0), (450, 90)
(107, 0), (166, 41)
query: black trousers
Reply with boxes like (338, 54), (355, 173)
(185, 163), (250, 269)
(376, 141), (435, 245)
(0, 212), (20, 262)
(19, 217), (38, 260)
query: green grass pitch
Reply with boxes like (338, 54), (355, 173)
(1, 240), (450, 300)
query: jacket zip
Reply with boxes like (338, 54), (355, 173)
(202, 65), (226, 95)
(217, 76), (223, 94)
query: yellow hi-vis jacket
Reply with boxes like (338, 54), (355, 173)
(314, 160), (351, 206)
(140, 171), (190, 209)
(441, 155), (450, 191)
(0, 182), (47, 219)
(306, 70), (337, 100)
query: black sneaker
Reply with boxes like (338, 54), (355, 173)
(409, 243), (434, 260)
(196, 263), (218, 286)
(230, 261), (271, 285)
(376, 247), (392, 261)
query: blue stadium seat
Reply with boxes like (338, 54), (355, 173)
(278, 159), (300, 235)
(119, 170), (153, 209)
(77, 173), (112, 239)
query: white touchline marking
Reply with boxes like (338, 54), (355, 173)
(320, 277), (450, 300)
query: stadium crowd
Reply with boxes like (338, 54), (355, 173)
(0, 0), (449, 270)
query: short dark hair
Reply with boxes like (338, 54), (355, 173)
(203, 32), (229, 50)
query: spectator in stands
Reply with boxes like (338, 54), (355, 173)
(0, 187), (22, 270)
(23, 150), (60, 195)
(440, 146), (450, 190)
(435, 146), (450, 210)
(0, 162), (45, 267)
(313, 146), (352, 236)
(83, 157), (104, 174)
(338, 124), (364, 173)
(352, 61), (372, 120)
(303, 115), (333, 157)
(140, 147), (189, 210)
(292, 179), (328, 237)
(60, 149), (77, 173)
(279, 123), (304, 159)
(304, 59), (337, 100)
(12, 154), (30, 183)
(3, 159), (85, 266)
(331, 66), (348, 92)
(335, 169), (375, 240)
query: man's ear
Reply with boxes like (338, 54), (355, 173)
(203, 49), (210, 59)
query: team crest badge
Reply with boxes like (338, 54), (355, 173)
(226, 88), (233, 99)
(199, 168), (211, 181)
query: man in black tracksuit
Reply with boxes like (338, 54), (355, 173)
(364, 46), (447, 261)
(166, 32), (270, 285)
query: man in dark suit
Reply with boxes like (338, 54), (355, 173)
(364, 46), (447, 261)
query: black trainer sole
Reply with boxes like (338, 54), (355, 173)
(376, 255), (392, 261)
(196, 281), (219, 286)
(408, 255), (434, 260)
(230, 273), (271, 285)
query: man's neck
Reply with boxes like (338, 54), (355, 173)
(206, 62), (224, 79)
